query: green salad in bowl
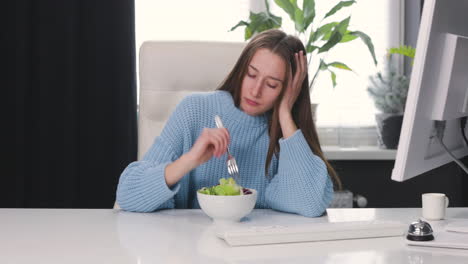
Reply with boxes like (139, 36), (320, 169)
(197, 177), (257, 223)
(197, 177), (252, 196)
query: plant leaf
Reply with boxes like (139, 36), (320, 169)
(323, 24), (351, 40)
(245, 26), (253, 40)
(387, 45), (416, 59)
(329, 70), (337, 87)
(319, 31), (342, 53)
(349, 31), (377, 65)
(306, 44), (319, 53)
(274, 0), (297, 22)
(303, 0), (316, 29)
(230, 0), (282, 40)
(318, 17), (350, 53)
(319, 59), (328, 70)
(324, 1), (356, 20)
(239, 11), (282, 40)
(328, 61), (352, 71)
(340, 31), (358, 42)
(229, 20), (249, 32)
(309, 22), (337, 44)
(294, 8), (305, 32)
(335, 16), (350, 35)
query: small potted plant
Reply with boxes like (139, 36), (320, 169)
(367, 45), (415, 149)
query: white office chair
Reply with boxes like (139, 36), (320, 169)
(114, 41), (246, 209)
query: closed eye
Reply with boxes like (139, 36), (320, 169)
(267, 83), (277, 89)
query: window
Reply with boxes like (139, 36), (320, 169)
(271, 1), (403, 123)
(135, 0), (249, 81)
(269, 0), (403, 146)
(135, 0), (404, 147)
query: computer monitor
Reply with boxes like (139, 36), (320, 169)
(391, 0), (468, 182)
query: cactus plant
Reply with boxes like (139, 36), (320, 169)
(367, 54), (409, 114)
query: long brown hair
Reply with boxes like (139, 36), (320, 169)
(217, 29), (342, 190)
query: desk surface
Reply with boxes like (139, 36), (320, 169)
(1, 208), (468, 264)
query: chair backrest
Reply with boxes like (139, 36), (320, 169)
(137, 41), (246, 159)
(114, 41), (245, 209)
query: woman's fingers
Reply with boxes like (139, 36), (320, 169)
(220, 128), (230, 156)
(297, 50), (306, 81)
(210, 128), (230, 157)
(303, 51), (307, 68)
(188, 127), (231, 166)
(301, 51), (307, 79)
(299, 51), (304, 76)
(288, 63), (294, 87)
(298, 51), (304, 77)
(293, 51), (306, 86)
(210, 133), (223, 157)
(294, 52), (301, 81)
(222, 127), (230, 148)
(218, 128), (227, 156)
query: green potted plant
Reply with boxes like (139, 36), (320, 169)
(367, 45), (415, 149)
(230, 0), (378, 118)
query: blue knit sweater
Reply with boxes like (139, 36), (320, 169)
(116, 91), (333, 217)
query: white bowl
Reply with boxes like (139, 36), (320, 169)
(197, 188), (257, 223)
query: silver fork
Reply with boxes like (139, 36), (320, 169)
(214, 115), (240, 180)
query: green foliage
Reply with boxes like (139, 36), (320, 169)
(388, 45), (416, 65)
(230, 0), (377, 89)
(367, 54), (409, 114)
(197, 177), (242, 196)
(230, 1), (282, 40)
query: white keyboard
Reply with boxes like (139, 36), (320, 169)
(216, 220), (407, 246)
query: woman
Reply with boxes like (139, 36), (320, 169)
(116, 29), (340, 217)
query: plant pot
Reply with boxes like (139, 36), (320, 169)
(375, 113), (403, 149)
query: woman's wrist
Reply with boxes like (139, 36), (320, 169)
(179, 152), (199, 171)
(165, 154), (197, 187)
(278, 109), (298, 139)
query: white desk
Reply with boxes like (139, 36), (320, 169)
(1, 208), (468, 263)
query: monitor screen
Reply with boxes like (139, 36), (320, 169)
(391, 0), (468, 182)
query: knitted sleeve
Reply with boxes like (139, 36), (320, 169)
(116, 96), (194, 212)
(265, 129), (334, 217)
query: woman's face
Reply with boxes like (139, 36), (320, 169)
(239, 48), (286, 116)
